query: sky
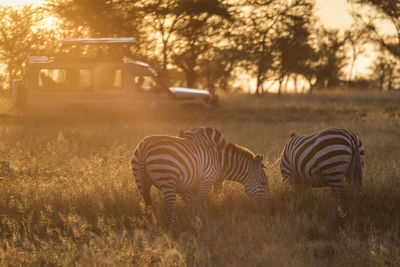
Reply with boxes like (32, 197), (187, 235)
(0, 0), (43, 5)
(315, 0), (354, 28)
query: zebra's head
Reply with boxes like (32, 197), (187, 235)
(179, 127), (226, 150)
(244, 154), (271, 203)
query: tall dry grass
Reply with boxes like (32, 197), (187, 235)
(0, 91), (400, 266)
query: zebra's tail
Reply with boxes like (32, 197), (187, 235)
(131, 142), (152, 206)
(348, 137), (362, 193)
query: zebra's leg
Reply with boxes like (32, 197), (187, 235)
(196, 180), (213, 220)
(213, 179), (223, 195)
(160, 185), (179, 230)
(142, 178), (152, 207)
(132, 167), (153, 207)
(348, 165), (362, 196)
(181, 191), (195, 207)
(328, 178), (347, 219)
(283, 175), (295, 191)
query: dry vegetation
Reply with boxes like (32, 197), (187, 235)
(1, 90), (400, 266)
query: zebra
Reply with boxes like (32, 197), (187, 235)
(280, 128), (364, 201)
(220, 142), (271, 201)
(179, 127), (271, 200)
(178, 127), (226, 194)
(178, 127), (226, 150)
(131, 135), (219, 228)
(131, 131), (271, 228)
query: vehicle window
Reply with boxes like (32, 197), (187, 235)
(100, 69), (123, 90)
(133, 75), (158, 93)
(38, 69), (93, 91)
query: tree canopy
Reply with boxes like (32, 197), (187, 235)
(0, 0), (398, 93)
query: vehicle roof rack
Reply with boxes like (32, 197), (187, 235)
(61, 37), (136, 45)
(27, 56), (54, 63)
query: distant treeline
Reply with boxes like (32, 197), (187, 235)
(0, 0), (399, 94)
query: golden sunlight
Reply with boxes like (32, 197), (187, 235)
(0, 0), (45, 6)
(38, 16), (60, 30)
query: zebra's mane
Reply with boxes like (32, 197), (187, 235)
(226, 143), (255, 161)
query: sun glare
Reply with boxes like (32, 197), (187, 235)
(0, 0), (45, 6)
(39, 16), (60, 30)
(0, 0), (61, 31)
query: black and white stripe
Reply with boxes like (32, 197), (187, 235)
(280, 128), (364, 198)
(179, 127), (226, 150)
(221, 143), (271, 201)
(132, 128), (271, 227)
(179, 127), (226, 194)
(180, 127), (271, 201)
(131, 134), (220, 227)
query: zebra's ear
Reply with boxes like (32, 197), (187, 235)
(255, 154), (264, 164)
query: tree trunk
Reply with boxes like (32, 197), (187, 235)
(255, 62), (263, 95)
(162, 45), (168, 75)
(278, 79), (283, 96)
(185, 69), (196, 88)
(348, 56), (356, 82)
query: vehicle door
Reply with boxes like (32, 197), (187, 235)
(127, 69), (174, 111)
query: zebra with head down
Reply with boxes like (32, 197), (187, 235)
(280, 128), (364, 202)
(131, 134), (220, 229)
(179, 127), (271, 202)
(131, 127), (271, 229)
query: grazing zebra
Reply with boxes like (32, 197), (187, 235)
(178, 127), (226, 194)
(220, 143), (271, 201)
(179, 127), (226, 150)
(131, 131), (271, 228)
(131, 135), (219, 228)
(280, 128), (364, 200)
(179, 127), (271, 200)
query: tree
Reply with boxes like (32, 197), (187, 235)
(48, 0), (140, 37)
(370, 50), (399, 90)
(169, 0), (230, 88)
(49, 0), (231, 89)
(344, 22), (369, 82)
(274, 0), (316, 94)
(239, 0), (286, 95)
(0, 6), (58, 92)
(311, 28), (348, 90)
(47, 0), (147, 61)
(235, 0), (316, 95)
(349, 0), (400, 59)
(139, 0), (185, 75)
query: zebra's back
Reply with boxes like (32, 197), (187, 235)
(280, 128), (364, 189)
(179, 127), (272, 202)
(132, 135), (218, 192)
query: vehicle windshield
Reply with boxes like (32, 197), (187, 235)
(130, 70), (171, 95)
(133, 75), (159, 93)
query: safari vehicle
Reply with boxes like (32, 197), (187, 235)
(12, 38), (218, 116)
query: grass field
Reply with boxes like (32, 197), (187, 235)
(1, 90), (400, 266)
